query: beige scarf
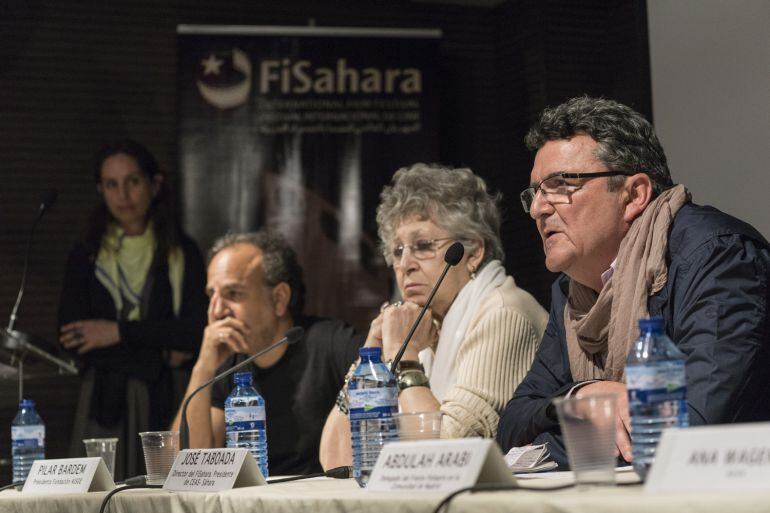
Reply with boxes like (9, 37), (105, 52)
(564, 185), (690, 382)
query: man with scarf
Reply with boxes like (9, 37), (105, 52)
(496, 96), (770, 468)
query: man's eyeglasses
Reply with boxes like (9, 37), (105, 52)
(519, 171), (632, 213)
(389, 238), (454, 265)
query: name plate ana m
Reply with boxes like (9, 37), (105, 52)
(366, 438), (515, 493)
(646, 422), (770, 494)
(22, 457), (115, 494)
(163, 448), (265, 492)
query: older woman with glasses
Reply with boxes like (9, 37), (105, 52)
(319, 163), (548, 469)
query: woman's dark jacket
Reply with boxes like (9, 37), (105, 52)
(58, 234), (208, 428)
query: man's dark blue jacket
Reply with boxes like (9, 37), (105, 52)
(496, 203), (770, 467)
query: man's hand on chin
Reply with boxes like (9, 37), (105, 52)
(196, 318), (251, 374)
(575, 380), (633, 462)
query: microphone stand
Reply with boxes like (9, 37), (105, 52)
(179, 326), (304, 450)
(1, 330), (78, 374)
(3, 189), (61, 402)
(390, 242), (465, 374)
(7, 196), (51, 332)
(8, 197), (41, 402)
(389, 263), (452, 373)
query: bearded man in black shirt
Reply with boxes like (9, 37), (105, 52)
(171, 231), (363, 475)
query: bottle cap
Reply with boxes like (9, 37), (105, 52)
(358, 346), (382, 360)
(233, 371), (253, 386)
(19, 399), (36, 408)
(638, 316), (664, 333)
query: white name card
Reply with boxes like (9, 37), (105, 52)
(22, 457), (115, 494)
(366, 438), (515, 493)
(163, 448), (265, 492)
(646, 422), (770, 494)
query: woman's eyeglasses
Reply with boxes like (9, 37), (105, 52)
(390, 238), (454, 265)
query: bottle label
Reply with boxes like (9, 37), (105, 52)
(626, 361), (687, 404)
(348, 387), (397, 420)
(224, 406), (266, 431)
(11, 425), (45, 447)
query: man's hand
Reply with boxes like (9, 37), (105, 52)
(195, 318), (251, 375)
(380, 301), (438, 361)
(59, 320), (120, 354)
(575, 381), (633, 462)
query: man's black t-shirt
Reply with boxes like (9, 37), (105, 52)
(211, 316), (363, 476)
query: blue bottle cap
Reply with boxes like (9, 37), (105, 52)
(358, 347), (382, 359)
(233, 371), (253, 386)
(638, 316), (664, 333)
(19, 399), (35, 408)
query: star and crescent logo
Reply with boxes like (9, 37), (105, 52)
(200, 54), (224, 75)
(195, 48), (251, 109)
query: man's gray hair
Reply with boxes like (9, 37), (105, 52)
(525, 96), (674, 197)
(376, 163), (505, 267)
(209, 231), (306, 319)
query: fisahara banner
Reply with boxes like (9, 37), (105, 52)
(177, 25), (440, 327)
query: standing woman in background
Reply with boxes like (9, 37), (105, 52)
(58, 140), (207, 480)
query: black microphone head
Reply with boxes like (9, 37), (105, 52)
(444, 242), (465, 266)
(40, 189), (58, 211)
(285, 326), (305, 345)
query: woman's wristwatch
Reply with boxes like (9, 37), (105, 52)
(397, 369), (430, 391)
(394, 360), (430, 392)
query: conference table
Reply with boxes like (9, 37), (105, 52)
(3, 471), (770, 513)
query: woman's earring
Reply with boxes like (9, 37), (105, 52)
(469, 265), (476, 280)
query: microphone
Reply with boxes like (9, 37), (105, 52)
(266, 465), (353, 484)
(389, 241), (465, 373)
(7, 189), (58, 331)
(40, 189), (58, 212)
(179, 326), (305, 450)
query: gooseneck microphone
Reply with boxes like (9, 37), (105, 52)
(7, 189), (58, 331)
(179, 326), (304, 450)
(389, 241), (465, 373)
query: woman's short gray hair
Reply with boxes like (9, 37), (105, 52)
(376, 163), (505, 267)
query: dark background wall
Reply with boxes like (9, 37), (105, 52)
(0, 0), (650, 478)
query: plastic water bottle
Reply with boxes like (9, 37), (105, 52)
(625, 316), (689, 480)
(348, 347), (399, 487)
(11, 399), (46, 484)
(224, 371), (268, 478)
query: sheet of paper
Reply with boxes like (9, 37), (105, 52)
(504, 444), (558, 473)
